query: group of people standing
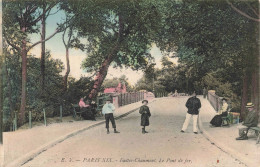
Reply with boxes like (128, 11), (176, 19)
(101, 98), (151, 134)
(101, 92), (201, 135)
(78, 97), (151, 134)
(79, 92), (259, 141)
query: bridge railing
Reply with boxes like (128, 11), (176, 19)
(208, 91), (222, 111)
(117, 92), (145, 107)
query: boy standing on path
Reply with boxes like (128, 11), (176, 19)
(102, 98), (120, 134)
(139, 100), (151, 134)
(181, 92), (201, 134)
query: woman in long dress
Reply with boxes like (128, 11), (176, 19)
(210, 98), (228, 127)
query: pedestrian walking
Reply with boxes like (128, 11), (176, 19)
(181, 92), (201, 134)
(236, 103), (259, 140)
(102, 98), (120, 134)
(139, 100), (151, 134)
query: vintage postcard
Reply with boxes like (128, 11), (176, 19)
(0, 0), (259, 167)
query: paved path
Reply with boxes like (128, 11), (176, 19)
(22, 97), (245, 167)
(4, 99), (151, 167)
(199, 97), (260, 167)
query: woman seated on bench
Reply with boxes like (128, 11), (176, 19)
(79, 98), (96, 121)
(210, 98), (228, 127)
(79, 98), (90, 108)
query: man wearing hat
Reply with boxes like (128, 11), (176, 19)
(236, 102), (259, 140)
(102, 98), (120, 134)
(181, 92), (201, 134)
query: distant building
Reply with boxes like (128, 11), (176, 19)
(104, 82), (127, 94)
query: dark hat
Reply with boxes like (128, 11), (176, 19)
(142, 100), (148, 104)
(106, 98), (112, 102)
(222, 98), (227, 101)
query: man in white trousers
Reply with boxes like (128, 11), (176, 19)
(181, 92), (201, 134)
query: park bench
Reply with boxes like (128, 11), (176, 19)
(249, 126), (260, 144)
(221, 107), (233, 127)
(221, 116), (230, 126)
(72, 104), (85, 120)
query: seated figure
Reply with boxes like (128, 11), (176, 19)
(210, 98), (228, 127)
(78, 98), (95, 121)
(236, 102), (259, 140)
(79, 98), (89, 108)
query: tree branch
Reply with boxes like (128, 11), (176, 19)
(227, 0), (260, 22)
(3, 32), (20, 52)
(30, 2), (58, 26)
(48, 9), (60, 16)
(27, 28), (61, 51)
(246, 2), (259, 17)
(62, 27), (68, 48)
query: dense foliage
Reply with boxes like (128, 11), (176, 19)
(1, 0), (259, 130)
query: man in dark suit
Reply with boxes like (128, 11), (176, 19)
(181, 92), (201, 134)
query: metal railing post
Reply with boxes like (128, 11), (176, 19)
(43, 108), (47, 126)
(120, 93), (123, 107)
(29, 111), (32, 129)
(60, 105), (63, 122)
(14, 113), (17, 131)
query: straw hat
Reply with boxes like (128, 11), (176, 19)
(246, 102), (254, 108)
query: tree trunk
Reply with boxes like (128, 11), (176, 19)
(258, 44), (260, 114)
(19, 27), (27, 125)
(0, 51), (2, 145)
(251, 70), (258, 111)
(4, 57), (14, 123)
(88, 54), (115, 100)
(0, 0), (3, 144)
(63, 47), (70, 91)
(241, 74), (248, 120)
(88, 15), (123, 100)
(40, 8), (46, 90)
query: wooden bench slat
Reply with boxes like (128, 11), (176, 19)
(250, 127), (260, 131)
(249, 127), (260, 144)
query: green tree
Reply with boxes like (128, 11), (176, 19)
(3, 0), (63, 124)
(62, 0), (160, 100)
(154, 0), (258, 116)
(39, 1), (59, 90)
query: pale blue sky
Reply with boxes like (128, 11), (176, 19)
(29, 8), (173, 85)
